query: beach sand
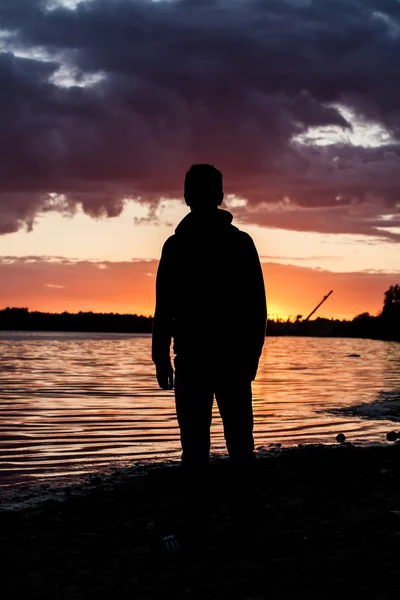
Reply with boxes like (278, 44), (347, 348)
(2, 443), (400, 599)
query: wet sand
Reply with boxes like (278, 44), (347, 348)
(2, 444), (400, 600)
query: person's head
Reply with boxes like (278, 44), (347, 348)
(184, 164), (224, 211)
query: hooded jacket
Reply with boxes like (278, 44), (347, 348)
(152, 209), (267, 380)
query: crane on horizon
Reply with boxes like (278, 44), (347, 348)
(303, 290), (334, 322)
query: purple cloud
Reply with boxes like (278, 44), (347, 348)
(0, 0), (399, 239)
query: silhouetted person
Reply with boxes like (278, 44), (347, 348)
(152, 164), (267, 554)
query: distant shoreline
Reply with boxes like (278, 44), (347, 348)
(0, 328), (398, 344)
(0, 307), (399, 342)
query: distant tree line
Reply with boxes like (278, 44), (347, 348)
(331, 284), (400, 342)
(0, 307), (153, 333)
(0, 285), (398, 341)
(266, 284), (400, 342)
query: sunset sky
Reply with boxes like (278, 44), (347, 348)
(1, 0), (399, 320)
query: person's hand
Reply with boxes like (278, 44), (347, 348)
(156, 359), (174, 390)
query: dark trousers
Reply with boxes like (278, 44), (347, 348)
(174, 357), (258, 540)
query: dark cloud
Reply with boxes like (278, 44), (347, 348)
(0, 0), (399, 238)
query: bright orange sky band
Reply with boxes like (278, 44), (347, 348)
(0, 258), (397, 321)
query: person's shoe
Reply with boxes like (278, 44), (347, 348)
(162, 532), (208, 558)
(162, 534), (183, 555)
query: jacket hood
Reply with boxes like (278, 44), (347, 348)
(175, 209), (233, 235)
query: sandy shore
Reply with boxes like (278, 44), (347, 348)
(2, 443), (400, 599)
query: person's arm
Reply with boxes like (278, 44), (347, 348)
(242, 234), (267, 379)
(152, 238), (175, 390)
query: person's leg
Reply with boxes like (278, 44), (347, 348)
(174, 357), (214, 549)
(215, 380), (259, 548)
(215, 379), (254, 462)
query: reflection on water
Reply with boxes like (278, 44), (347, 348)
(0, 332), (399, 486)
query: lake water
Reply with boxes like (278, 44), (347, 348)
(1, 332), (399, 490)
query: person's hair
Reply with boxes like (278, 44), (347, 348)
(184, 164), (224, 208)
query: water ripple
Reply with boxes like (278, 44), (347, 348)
(0, 332), (399, 487)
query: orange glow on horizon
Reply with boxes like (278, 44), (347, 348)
(0, 259), (395, 323)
